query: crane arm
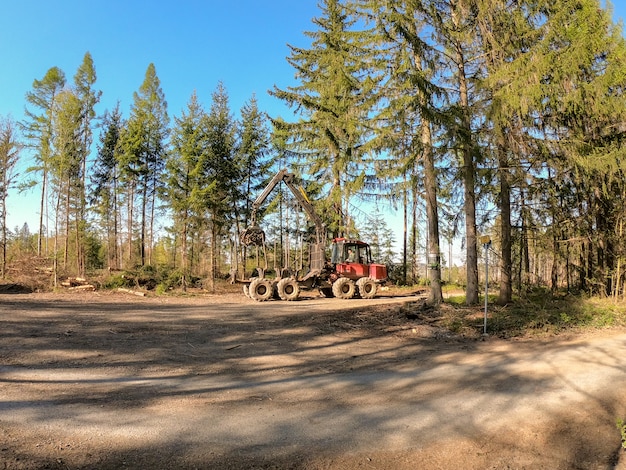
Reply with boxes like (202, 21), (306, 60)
(245, 169), (326, 246)
(250, 169), (290, 219)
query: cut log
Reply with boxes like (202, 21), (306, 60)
(68, 284), (95, 291)
(117, 287), (146, 297)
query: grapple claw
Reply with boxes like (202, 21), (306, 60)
(240, 225), (266, 246)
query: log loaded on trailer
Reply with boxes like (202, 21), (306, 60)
(237, 169), (387, 301)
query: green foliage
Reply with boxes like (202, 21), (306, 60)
(83, 231), (104, 270)
(617, 418), (626, 450)
(102, 273), (128, 289)
(487, 292), (626, 336)
(270, 0), (380, 235)
(445, 295), (467, 307)
(7, 1), (626, 296)
(120, 63), (169, 266)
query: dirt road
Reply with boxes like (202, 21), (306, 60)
(1, 290), (625, 469)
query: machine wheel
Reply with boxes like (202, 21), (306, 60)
(243, 284), (250, 298)
(332, 277), (356, 299)
(243, 277), (257, 298)
(277, 277), (300, 301)
(357, 277), (378, 299)
(272, 281), (281, 300)
(249, 278), (273, 302)
(319, 287), (334, 298)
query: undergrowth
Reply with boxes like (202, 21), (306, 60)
(440, 288), (626, 338)
(617, 418), (626, 450)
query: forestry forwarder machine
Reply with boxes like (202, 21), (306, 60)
(238, 169), (387, 302)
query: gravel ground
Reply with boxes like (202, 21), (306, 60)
(1, 289), (625, 469)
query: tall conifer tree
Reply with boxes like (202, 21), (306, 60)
(270, 0), (378, 236)
(22, 67), (66, 257)
(0, 116), (21, 277)
(166, 91), (209, 290)
(204, 82), (237, 286)
(121, 63), (169, 266)
(73, 52), (101, 274)
(92, 104), (124, 269)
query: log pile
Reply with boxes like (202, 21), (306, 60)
(60, 277), (96, 291)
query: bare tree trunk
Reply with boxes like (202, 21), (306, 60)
(140, 183), (147, 266)
(451, 5), (479, 305)
(0, 146), (8, 277)
(497, 141), (512, 304)
(127, 185), (135, 268)
(551, 235), (559, 293)
(0, 179), (6, 278)
(38, 171), (47, 257)
(148, 179), (157, 266)
(423, 121), (443, 304)
(517, 206), (530, 294)
(181, 220), (188, 291)
(54, 190), (62, 287)
(411, 179), (419, 284)
(64, 179), (70, 270)
(207, 220), (217, 292)
(113, 170), (119, 269)
(403, 173), (408, 285)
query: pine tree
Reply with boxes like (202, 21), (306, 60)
(0, 116), (22, 277)
(22, 66), (66, 256)
(50, 89), (82, 273)
(73, 52), (101, 275)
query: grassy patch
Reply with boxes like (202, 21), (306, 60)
(618, 418), (626, 450)
(436, 289), (626, 338)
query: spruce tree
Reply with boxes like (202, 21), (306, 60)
(120, 63), (169, 266)
(92, 104), (124, 269)
(204, 82), (237, 287)
(357, 0), (445, 303)
(270, 0), (379, 236)
(166, 91), (209, 290)
(235, 95), (272, 278)
(428, 0), (484, 304)
(482, 0), (626, 295)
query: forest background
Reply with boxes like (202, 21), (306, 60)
(1, 0), (626, 305)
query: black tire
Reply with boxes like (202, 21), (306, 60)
(357, 277), (377, 299)
(319, 287), (334, 298)
(272, 281), (281, 300)
(332, 277), (356, 299)
(243, 277), (257, 298)
(277, 278), (300, 301)
(249, 278), (273, 302)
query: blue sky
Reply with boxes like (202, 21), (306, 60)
(1, 0), (625, 237)
(0, 1), (320, 128)
(1, 0), (321, 230)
